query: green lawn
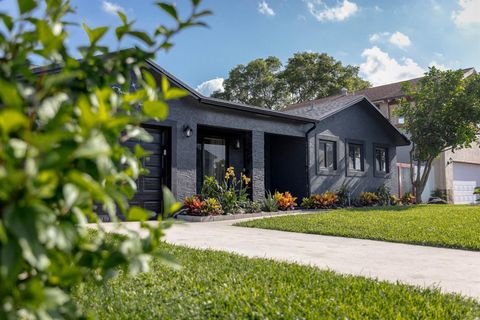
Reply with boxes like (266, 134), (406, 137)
(236, 205), (480, 251)
(73, 241), (480, 319)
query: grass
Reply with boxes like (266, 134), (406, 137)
(236, 205), (480, 251)
(73, 239), (480, 319)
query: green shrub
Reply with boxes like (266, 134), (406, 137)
(0, 0), (210, 318)
(199, 166), (251, 214)
(301, 196), (316, 209)
(402, 192), (416, 205)
(359, 192), (380, 206)
(375, 184), (392, 206)
(431, 188), (448, 201)
(336, 183), (351, 207)
(201, 198), (224, 216)
(244, 200), (262, 213)
(263, 191), (279, 212)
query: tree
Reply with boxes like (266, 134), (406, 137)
(398, 67), (480, 203)
(212, 56), (288, 110)
(213, 52), (370, 109)
(281, 52), (370, 104)
(0, 0), (210, 318)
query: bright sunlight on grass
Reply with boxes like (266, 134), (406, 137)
(74, 240), (480, 319)
(236, 205), (480, 251)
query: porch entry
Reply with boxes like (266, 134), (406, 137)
(196, 125), (252, 193)
(264, 133), (308, 199)
(98, 124), (172, 222)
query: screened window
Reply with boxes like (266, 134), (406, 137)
(318, 140), (337, 170)
(375, 146), (389, 173)
(348, 143), (364, 171)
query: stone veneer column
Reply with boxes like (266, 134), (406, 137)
(251, 131), (265, 202)
(175, 122), (197, 201)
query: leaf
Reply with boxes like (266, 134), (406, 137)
(0, 80), (22, 109)
(162, 186), (181, 218)
(142, 70), (157, 88)
(18, 0), (38, 14)
(0, 110), (28, 136)
(63, 183), (79, 211)
(0, 13), (13, 30)
(142, 100), (169, 120)
(126, 206), (154, 221)
(156, 3), (178, 21)
(125, 31), (154, 46)
(73, 133), (112, 159)
(44, 287), (69, 308)
(117, 10), (127, 24)
(82, 23), (108, 44)
(165, 87), (188, 100)
(0, 220), (7, 244)
(161, 75), (169, 93)
(0, 240), (22, 282)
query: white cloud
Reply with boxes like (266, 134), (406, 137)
(102, 1), (124, 15)
(429, 61), (449, 71)
(452, 0), (480, 27)
(388, 31), (412, 49)
(306, 0), (358, 22)
(196, 78), (225, 96)
(359, 46), (425, 86)
(258, 1), (275, 16)
(369, 32), (389, 43)
(374, 5), (382, 12)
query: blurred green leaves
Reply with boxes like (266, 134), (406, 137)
(0, 0), (210, 318)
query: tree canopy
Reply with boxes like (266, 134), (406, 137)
(212, 52), (370, 110)
(0, 0), (209, 318)
(398, 67), (480, 202)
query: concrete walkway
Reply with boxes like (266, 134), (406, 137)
(97, 216), (480, 300)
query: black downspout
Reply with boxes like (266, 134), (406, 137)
(305, 122), (317, 197)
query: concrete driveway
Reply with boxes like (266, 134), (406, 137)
(98, 215), (480, 300)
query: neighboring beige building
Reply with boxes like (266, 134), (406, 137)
(355, 68), (479, 203)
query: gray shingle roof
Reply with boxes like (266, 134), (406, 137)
(352, 67), (476, 102)
(283, 94), (364, 120)
(282, 94), (410, 146)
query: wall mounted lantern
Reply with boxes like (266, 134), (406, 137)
(234, 138), (241, 150)
(183, 125), (193, 138)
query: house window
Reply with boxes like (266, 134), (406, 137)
(197, 137), (226, 183)
(348, 143), (364, 171)
(375, 146), (389, 173)
(318, 140), (337, 170)
(398, 116), (405, 124)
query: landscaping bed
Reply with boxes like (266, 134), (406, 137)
(74, 240), (480, 319)
(176, 209), (314, 222)
(236, 205), (480, 251)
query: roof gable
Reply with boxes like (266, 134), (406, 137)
(283, 94), (410, 146)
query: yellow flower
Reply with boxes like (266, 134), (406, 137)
(241, 173), (251, 185)
(225, 166), (235, 179)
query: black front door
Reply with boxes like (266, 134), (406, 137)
(125, 125), (171, 217)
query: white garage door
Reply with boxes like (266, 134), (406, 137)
(453, 162), (480, 204)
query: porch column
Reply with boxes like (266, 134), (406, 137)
(251, 131), (265, 202)
(175, 121), (197, 201)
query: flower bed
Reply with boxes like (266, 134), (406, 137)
(182, 171), (419, 217)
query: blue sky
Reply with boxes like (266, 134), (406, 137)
(2, 0), (480, 95)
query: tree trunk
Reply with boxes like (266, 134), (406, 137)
(409, 143), (435, 204)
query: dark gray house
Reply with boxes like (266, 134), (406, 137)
(132, 61), (410, 214)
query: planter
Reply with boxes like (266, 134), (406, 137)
(175, 209), (312, 223)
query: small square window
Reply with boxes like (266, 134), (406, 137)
(375, 146), (389, 173)
(348, 143), (364, 171)
(398, 116), (405, 124)
(318, 139), (337, 171)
